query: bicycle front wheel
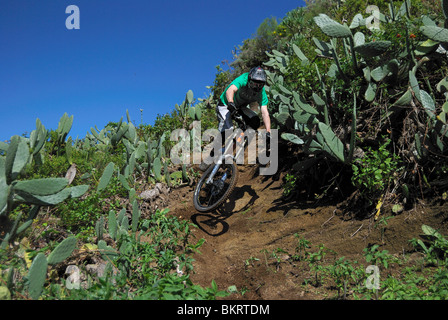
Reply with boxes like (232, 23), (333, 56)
(193, 160), (238, 212)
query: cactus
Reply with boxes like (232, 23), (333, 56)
(131, 199), (140, 233)
(420, 0), (448, 45)
(56, 113), (73, 145)
(97, 162), (115, 192)
(153, 157), (162, 181)
(1, 135), (88, 244)
(98, 239), (118, 261)
(175, 89), (196, 128)
(421, 26), (448, 43)
(316, 122), (345, 163)
(314, 14), (352, 39)
(117, 207), (126, 226)
(95, 215), (104, 241)
(182, 164), (188, 183)
(108, 209), (118, 241)
(354, 41), (392, 57)
(5, 136), (29, 184)
(29, 118), (47, 156)
(27, 253), (47, 300)
(281, 133), (304, 145)
(65, 136), (73, 164)
(12, 178), (68, 196)
(47, 236), (77, 265)
(0, 177), (9, 216)
(24, 236), (78, 299)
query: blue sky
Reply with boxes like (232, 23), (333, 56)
(0, 0), (305, 142)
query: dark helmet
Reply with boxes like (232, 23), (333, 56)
(248, 66), (267, 83)
(248, 66), (267, 92)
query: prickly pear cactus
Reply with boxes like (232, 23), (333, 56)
(27, 253), (48, 300)
(47, 236), (77, 265)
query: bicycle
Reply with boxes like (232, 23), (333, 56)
(193, 109), (265, 212)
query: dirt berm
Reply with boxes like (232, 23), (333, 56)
(164, 163), (448, 300)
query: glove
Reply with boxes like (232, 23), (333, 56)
(227, 102), (237, 115)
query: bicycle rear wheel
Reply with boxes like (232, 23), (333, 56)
(193, 160), (238, 212)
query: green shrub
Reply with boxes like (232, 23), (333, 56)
(352, 138), (399, 200)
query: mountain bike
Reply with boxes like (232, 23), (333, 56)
(193, 109), (264, 212)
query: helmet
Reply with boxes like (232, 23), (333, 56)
(248, 66), (266, 92)
(248, 66), (267, 82)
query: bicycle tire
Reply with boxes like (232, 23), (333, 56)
(193, 160), (239, 212)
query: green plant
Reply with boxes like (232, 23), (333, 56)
(308, 243), (330, 287)
(56, 205), (224, 300)
(411, 224), (448, 265)
(283, 173), (298, 197)
(375, 216), (394, 243)
(47, 113), (73, 157)
(363, 244), (396, 269)
(351, 138), (399, 199)
(328, 257), (357, 299)
(0, 135), (89, 248)
(292, 232), (311, 261)
(18, 236), (77, 299)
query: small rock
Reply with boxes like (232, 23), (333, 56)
(140, 183), (170, 201)
(65, 265), (81, 290)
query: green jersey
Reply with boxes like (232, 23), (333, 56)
(220, 73), (268, 109)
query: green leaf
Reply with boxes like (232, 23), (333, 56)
(312, 93), (325, 107)
(314, 14), (352, 38)
(421, 26), (448, 42)
(281, 133), (304, 145)
(0, 178), (9, 215)
(317, 122), (345, 162)
(393, 89), (412, 106)
(186, 90), (194, 104)
(371, 65), (389, 82)
(437, 76), (448, 93)
(98, 240), (119, 261)
(293, 111), (318, 124)
(422, 224), (443, 240)
(5, 136), (30, 184)
(353, 31), (366, 47)
(131, 199), (140, 233)
(67, 185), (89, 198)
(278, 84), (292, 95)
(97, 162), (115, 192)
(292, 44), (309, 64)
(274, 112), (291, 125)
(47, 236), (77, 265)
(365, 83), (377, 102)
(12, 178), (68, 196)
(293, 92), (319, 115)
(108, 210), (118, 240)
(15, 188), (71, 206)
(420, 90), (435, 112)
(354, 41), (391, 57)
(153, 157), (162, 181)
(28, 253), (47, 300)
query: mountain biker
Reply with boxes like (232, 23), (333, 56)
(200, 66), (272, 170)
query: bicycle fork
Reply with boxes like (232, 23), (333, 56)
(205, 131), (246, 185)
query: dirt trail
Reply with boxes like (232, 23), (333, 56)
(165, 164), (448, 300)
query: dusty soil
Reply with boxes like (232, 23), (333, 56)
(163, 163), (448, 300)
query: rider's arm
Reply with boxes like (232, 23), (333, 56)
(225, 85), (238, 105)
(260, 105), (271, 133)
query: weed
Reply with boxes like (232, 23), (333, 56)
(352, 138), (399, 200)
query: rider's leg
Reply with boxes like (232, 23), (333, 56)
(199, 104), (233, 171)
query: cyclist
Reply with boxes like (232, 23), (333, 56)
(200, 66), (272, 170)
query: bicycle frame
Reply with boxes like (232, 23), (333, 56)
(205, 115), (248, 185)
